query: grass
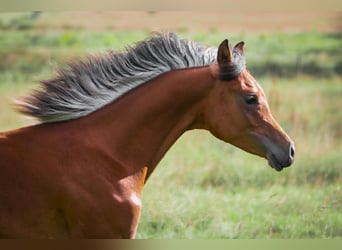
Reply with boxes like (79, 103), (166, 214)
(135, 77), (342, 238)
(0, 30), (341, 80)
(138, 185), (341, 238)
(0, 15), (341, 238)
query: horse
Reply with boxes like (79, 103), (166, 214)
(0, 32), (295, 238)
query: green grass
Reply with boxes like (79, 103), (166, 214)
(138, 132), (341, 238)
(138, 184), (341, 238)
(0, 22), (341, 238)
(0, 29), (341, 81)
(135, 77), (342, 238)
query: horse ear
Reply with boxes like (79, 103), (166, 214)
(234, 41), (245, 54)
(217, 39), (233, 66)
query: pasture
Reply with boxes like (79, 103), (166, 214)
(0, 12), (341, 238)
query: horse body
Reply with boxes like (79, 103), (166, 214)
(0, 33), (295, 238)
(0, 67), (213, 238)
(0, 121), (136, 238)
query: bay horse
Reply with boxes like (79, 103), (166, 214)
(0, 33), (295, 238)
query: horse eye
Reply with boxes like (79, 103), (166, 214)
(244, 94), (258, 105)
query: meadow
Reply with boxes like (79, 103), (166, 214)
(0, 12), (341, 238)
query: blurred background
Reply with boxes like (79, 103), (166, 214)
(0, 11), (341, 238)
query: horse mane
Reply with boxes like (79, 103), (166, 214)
(17, 32), (245, 123)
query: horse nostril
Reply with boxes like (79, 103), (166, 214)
(289, 143), (295, 160)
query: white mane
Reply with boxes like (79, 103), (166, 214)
(17, 32), (218, 123)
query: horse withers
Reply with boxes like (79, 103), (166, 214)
(0, 33), (294, 238)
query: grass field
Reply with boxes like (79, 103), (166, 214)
(0, 12), (341, 238)
(137, 77), (342, 238)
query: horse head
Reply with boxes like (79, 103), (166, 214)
(205, 39), (295, 171)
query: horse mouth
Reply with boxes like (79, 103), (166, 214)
(267, 153), (288, 172)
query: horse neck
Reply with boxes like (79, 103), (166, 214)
(79, 66), (214, 181)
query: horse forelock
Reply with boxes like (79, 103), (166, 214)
(16, 32), (244, 123)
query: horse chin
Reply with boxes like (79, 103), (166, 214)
(267, 153), (285, 172)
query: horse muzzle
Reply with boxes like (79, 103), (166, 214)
(267, 142), (295, 172)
